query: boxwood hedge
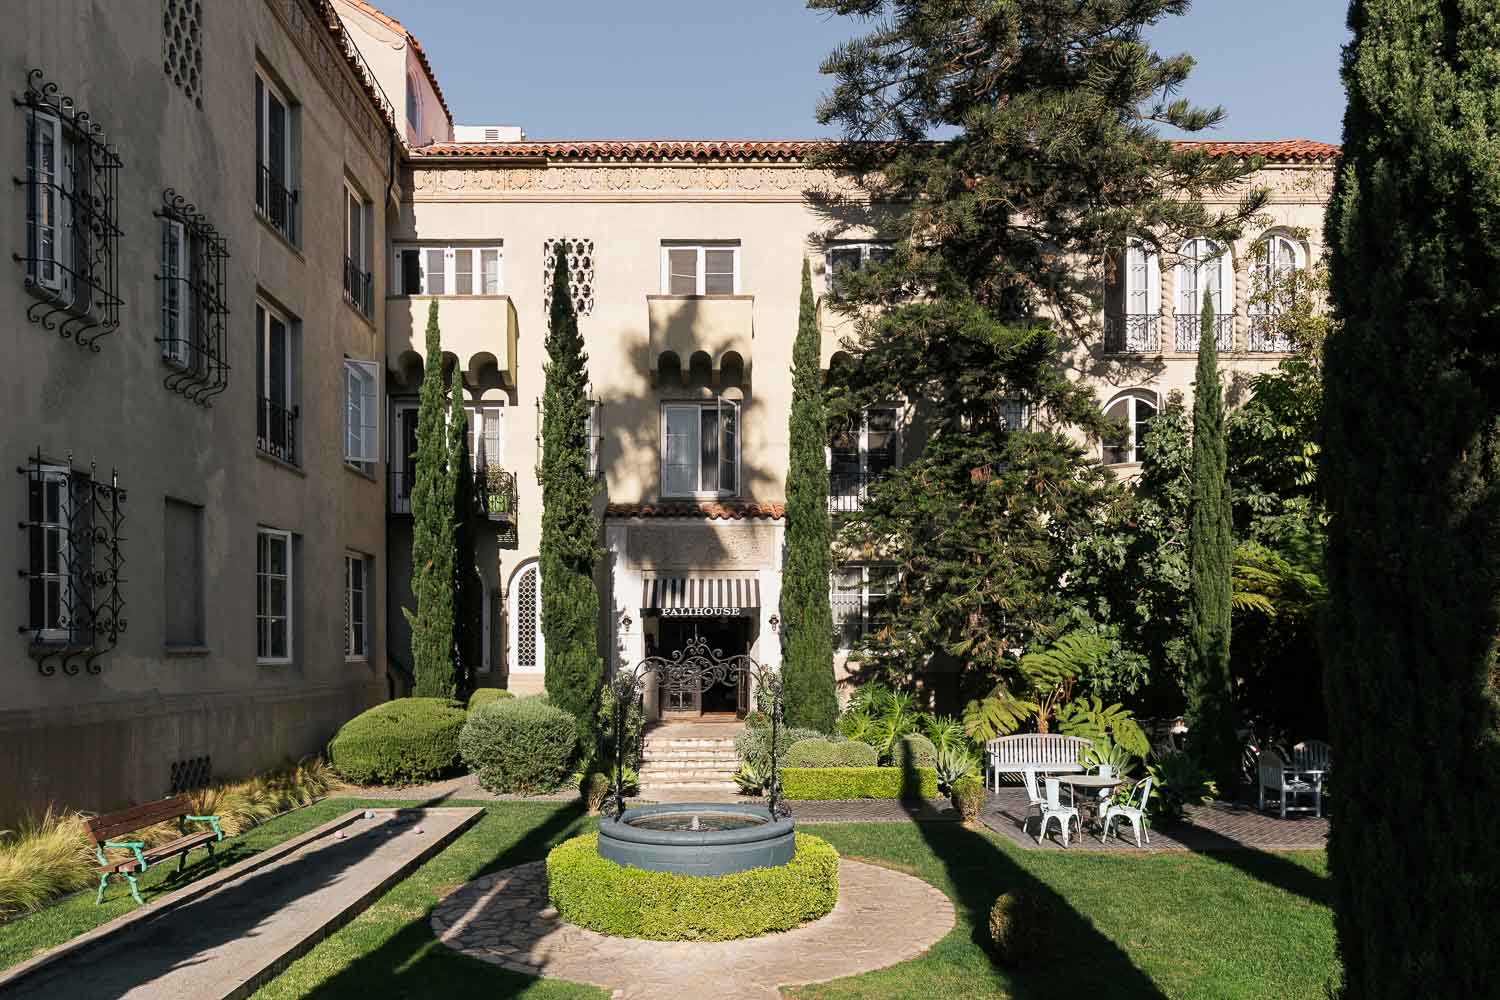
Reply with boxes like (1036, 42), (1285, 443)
(459, 695), (578, 794)
(781, 766), (940, 800)
(326, 698), (467, 785)
(467, 688), (515, 711)
(546, 832), (839, 941)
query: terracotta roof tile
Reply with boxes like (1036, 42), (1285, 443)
(410, 137), (1339, 164)
(337, 0), (453, 126)
(605, 502), (786, 520)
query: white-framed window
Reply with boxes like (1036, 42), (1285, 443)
(1176, 237), (1232, 316)
(344, 359), (379, 470)
(661, 399), (740, 498)
(393, 244), (503, 296)
(24, 109), (74, 296)
(256, 301), (298, 464)
(831, 565), (895, 649)
(825, 241), (893, 295)
(465, 403), (504, 469)
(405, 73), (420, 135)
(26, 463), (84, 644)
(391, 401), (419, 514)
(829, 406), (899, 499)
(254, 72), (297, 241)
(345, 552), (370, 661)
(256, 527), (293, 663)
(1104, 239), (1162, 353)
(1123, 239), (1160, 316)
(160, 217), (193, 367)
(1248, 233), (1306, 353)
(344, 183), (373, 315)
(661, 242), (740, 295)
(508, 559), (543, 674)
(1102, 390), (1158, 466)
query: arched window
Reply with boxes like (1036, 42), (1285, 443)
(507, 559), (543, 675)
(1102, 390), (1158, 466)
(1175, 238), (1233, 352)
(1248, 233), (1306, 352)
(1104, 240), (1160, 352)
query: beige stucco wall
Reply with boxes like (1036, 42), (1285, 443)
(333, 0), (450, 148)
(0, 0), (393, 824)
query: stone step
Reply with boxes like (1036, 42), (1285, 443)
(638, 781), (742, 795)
(639, 750), (741, 761)
(639, 758), (741, 770)
(638, 770), (740, 783)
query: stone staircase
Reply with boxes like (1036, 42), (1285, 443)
(637, 728), (742, 799)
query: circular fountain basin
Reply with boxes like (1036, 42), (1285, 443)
(598, 803), (794, 875)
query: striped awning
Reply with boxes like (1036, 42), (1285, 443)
(642, 576), (760, 615)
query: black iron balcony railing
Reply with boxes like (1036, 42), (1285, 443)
(1248, 314), (1295, 353)
(343, 257), (373, 318)
(1104, 314), (1161, 353)
(257, 398), (298, 465)
(255, 165), (298, 244)
(391, 466), (518, 534)
(828, 469), (892, 513)
(1173, 314), (1235, 353)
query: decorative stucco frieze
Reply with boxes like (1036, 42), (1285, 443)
(409, 164), (862, 202)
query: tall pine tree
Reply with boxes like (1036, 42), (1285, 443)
(780, 260), (838, 731)
(1184, 289), (1236, 790)
(811, 0), (1263, 697)
(1323, 2), (1500, 993)
(540, 244), (603, 734)
(449, 377), (480, 695)
(405, 300), (457, 699)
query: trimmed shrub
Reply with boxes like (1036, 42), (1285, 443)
(467, 688), (514, 712)
(580, 771), (610, 813)
(459, 696), (578, 794)
(785, 738), (840, 768)
(988, 890), (1056, 969)
(833, 740), (878, 767)
(893, 733), (938, 770)
(327, 698), (466, 785)
(952, 774), (985, 822)
(547, 832), (839, 941)
(782, 766), (939, 800)
(734, 725), (828, 775)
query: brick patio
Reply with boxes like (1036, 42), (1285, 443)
(980, 786), (1328, 852)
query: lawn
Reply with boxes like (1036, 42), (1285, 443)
(0, 799), (1339, 999)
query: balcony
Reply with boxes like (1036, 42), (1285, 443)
(828, 470), (885, 514)
(255, 165), (298, 244)
(387, 295), (517, 386)
(344, 257), (373, 318)
(1248, 314), (1295, 353)
(646, 295), (753, 383)
(257, 398), (298, 465)
(390, 466), (518, 543)
(1173, 315), (1235, 354)
(1104, 314), (1161, 354)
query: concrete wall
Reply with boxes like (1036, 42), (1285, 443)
(0, 0), (392, 824)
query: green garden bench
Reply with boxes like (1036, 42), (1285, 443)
(84, 794), (222, 905)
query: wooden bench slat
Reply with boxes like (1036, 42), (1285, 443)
(86, 795), (195, 843)
(103, 831), (219, 873)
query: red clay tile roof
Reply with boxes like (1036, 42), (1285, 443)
(309, 0), (400, 141)
(337, 0), (453, 127)
(606, 502), (786, 520)
(411, 138), (1339, 164)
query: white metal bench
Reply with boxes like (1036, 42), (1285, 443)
(984, 734), (1091, 792)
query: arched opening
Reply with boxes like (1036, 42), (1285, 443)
(1102, 389), (1159, 466)
(507, 559), (543, 677)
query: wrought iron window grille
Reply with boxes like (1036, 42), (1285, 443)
(13, 69), (124, 351)
(155, 189), (230, 404)
(18, 449), (127, 676)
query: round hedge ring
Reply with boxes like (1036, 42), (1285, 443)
(546, 832), (839, 941)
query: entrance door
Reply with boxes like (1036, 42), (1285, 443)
(657, 617), (749, 717)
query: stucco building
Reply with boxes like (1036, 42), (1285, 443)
(2, 0), (1337, 821)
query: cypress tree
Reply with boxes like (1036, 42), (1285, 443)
(1184, 289), (1236, 790)
(780, 260), (838, 731)
(1323, 3), (1500, 994)
(449, 377), (480, 695)
(540, 244), (602, 734)
(405, 300), (457, 699)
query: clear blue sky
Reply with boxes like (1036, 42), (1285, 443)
(370, 1), (1349, 143)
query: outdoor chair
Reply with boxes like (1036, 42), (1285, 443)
(1292, 740), (1332, 773)
(1101, 776), (1153, 848)
(1037, 777), (1080, 848)
(1258, 748), (1319, 818)
(1020, 767), (1046, 835)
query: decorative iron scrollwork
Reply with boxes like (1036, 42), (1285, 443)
(13, 69), (124, 351)
(154, 188), (231, 404)
(18, 449), (127, 675)
(608, 637), (787, 820)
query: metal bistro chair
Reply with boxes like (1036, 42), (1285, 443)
(1258, 748), (1319, 818)
(1020, 767), (1047, 836)
(1038, 777), (1080, 849)
(1101, 776), (1154, 848)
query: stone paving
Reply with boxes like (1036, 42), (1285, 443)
(980, 787), (1328, 852)
(431, 858), (955, 1000)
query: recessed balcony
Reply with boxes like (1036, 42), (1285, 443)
(646, 295), (752, 384)
(387, 295), (517, 385)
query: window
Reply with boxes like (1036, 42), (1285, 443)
(832, 565), (895, 649)
(345, 553), (370, 660)
(662, 399), (739, 498)
(160, 219), (192, 367)
(1104, 240), (1161, 352)
(661, 243), (740, 295)
(825, 241), (893, 295)
(155, 192), (230, 403)
(254, 72), (297, 242)
(26, 464), (85, 645)
(393, 245), (502, 296)
(344, 359), (379, 472)
(163, 498), (204, 648)
(405, 73), (420, 135)
(256, 301), (298, 465)
(1249, 233), (1305, 353)
(465, 404), (504, 470)
(391, 402), (418, 513)
(344, 184), (373, 316)
(1102, 391), (1158, 465)
(508, 559), (543, 674)
(256, 528), (293, 663)
(829, 406), (898, 507)
(1174, 238), (1233, 352)
(587, 400), (602, 478)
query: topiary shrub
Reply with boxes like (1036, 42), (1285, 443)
(832, 740), (879, 767)
(734, 725), (828, 775)
(580, 771), (611, 813)
(988, 890), (1056, 969)
(893, 733), (938, 770)
(952, 774), (985, 822)
(785, 738), (840, 768)
(781, 766), (939, 800)
(327, 698), (466, 785)
(547, 832), (839, 941)
(458, 696), (578, 794)
(467, 688), (514, 712)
